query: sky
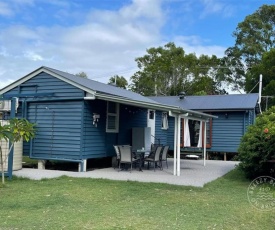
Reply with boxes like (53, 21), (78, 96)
(0, 0), (274, 89)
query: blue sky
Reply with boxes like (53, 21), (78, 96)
(0, 0), (273, 89)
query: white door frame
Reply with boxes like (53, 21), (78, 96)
(147, 109), (155, 144)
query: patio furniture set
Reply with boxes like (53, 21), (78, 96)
(113, 144), (170, 172)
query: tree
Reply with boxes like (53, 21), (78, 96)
(130, 42), (226, 96)
(218, 50), (246, 93)
(224, 4), (275, 92)
(131, 42), (188, 96)
(108, 75), (128, 89)
(228, 4), (275, 67)
(0, 118), (35, 184)
(238, 106), (275, 179)
(245, 49), (275, 109)
(75, 72), (88, 78)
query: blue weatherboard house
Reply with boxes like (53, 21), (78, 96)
(0, 66), (213, 174)
(151, 94), (259, 155)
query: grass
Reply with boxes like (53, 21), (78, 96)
(0, 168), (274, 230)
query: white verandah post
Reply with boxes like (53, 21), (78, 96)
(177, 115), (181, 176)
(203, 120), (207, 166)
(173, 116), (178, 176)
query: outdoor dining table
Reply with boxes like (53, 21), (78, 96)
(134, 149), (150, 171)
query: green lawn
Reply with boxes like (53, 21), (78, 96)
(0, 169), (274, 230)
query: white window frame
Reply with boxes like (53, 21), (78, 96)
(106, 102), (119, 133)
(161, 112), (169, 130)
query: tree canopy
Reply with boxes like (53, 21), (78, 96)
(75, 72), (88, 78)
(224, 4), (275, 93)
(246, 49), (275, 109)
(227, 4), (275, 67)
(108, 75), (128, 89)
(130, 42), (226, 96)
(100, 4), (275, 97)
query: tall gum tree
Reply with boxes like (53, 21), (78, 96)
(246, 49), (275, 109)
(130, 42), (226, 96)
(224, 4), (275, 92)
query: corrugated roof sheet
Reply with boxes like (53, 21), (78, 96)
(43, 66), (158, 104)
(149, 94), (259, 110)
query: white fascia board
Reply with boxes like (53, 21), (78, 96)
(96, 93), (180, 112)
(96, 93), (217, 120)
(169, 110), (216, 121)
(0, 68), (45, 94)
(0, 67), (96, 96)
(183, 113), (217, 120)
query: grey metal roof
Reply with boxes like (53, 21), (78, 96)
(149, 94), (259, 111)
(43, 66), (158, 105)
(0, 66), (217, 120)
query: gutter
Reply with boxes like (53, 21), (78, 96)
(96, 93), (216, 120)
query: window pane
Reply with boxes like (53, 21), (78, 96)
(107, 115), (116, 130)
(149, 110), (154, 119)
(162, 112), (169, 129)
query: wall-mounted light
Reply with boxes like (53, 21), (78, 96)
(93, 113), (100, 127)
(225, 113), (228, 119)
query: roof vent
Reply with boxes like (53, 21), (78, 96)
(178, 92), (186, 100)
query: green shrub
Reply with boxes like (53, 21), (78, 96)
(238, 106), (275, 179)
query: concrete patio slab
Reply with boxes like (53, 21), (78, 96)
(13, 159), (238, 187)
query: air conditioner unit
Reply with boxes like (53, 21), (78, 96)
(0, 100), (11, 111)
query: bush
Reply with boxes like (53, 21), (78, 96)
(238, 106), (275, 179)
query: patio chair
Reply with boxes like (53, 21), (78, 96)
(160, 145), (169, 169)
(113, 145), (120, 169)
(118, 145), (139, 172)
(144, 146), (163, 171)
(147, 143), (163, 158)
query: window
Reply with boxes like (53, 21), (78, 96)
(106, 102), (119, 133)
(161, 112), (169, 130)
(181, 118), (212, 148)
(189, 120), (200, 146)
(149, 110), (155, 119)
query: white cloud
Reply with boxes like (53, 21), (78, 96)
(23, 51), (44, 61)
(200, 0), (235, 18)
(0, 2), (13, 16)
(174, 35), (226, 57)
(0, 0), (165, 88)
(0, 79), (14, 89)
(0, 0), (230, 90)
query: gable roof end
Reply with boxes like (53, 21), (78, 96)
(0, 66), (217, 120)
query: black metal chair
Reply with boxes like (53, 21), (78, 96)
(113, 145), (120, 169)
(147, 143), (162, 158)
(144, 146), (163, 171)
(160, 145), (169, 169)
(118, 145), (139, 172)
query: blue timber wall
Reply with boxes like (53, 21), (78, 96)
(3, 72), (85, 160)
(208, 111), (253, 153)
(27, 101), (83, 159)
(82, 102), (148, 158)
(3, 71), (150, 160)
(118, 105), (147, 145)
(165, 110), (255, 153)
(154, 111), (169, 145)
